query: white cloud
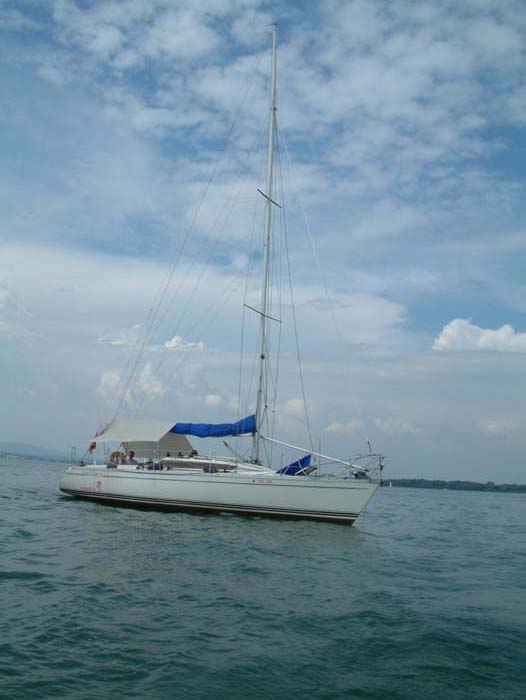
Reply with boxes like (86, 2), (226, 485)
(37, 62), (69, 86)
(0, 285), (9, 337)
(98, 324), (141, 346)
(137, 361), (164, 400)
(103, 85), (209, 134)
(301, 293), (407, 352)
(141, 9), (220, 61)
(508, 87), (526, 126)
(483, 419), (519, 436)
(325, 420), (362, 435)
(433, 319), (526, 353)
(350, 200), (425, 241)
(373, 417), (421, 436)
(97, 364), (163, 412)
(0, 7), (40, 30)
(230, 10), (273, 47)
(443, 230), (526, 255)
(283, 398), (305, 416)
(89, 23), (124, 57)
(164, 335), (205, 351)
(205, 393), (224, 407)
(466, 18), (523, 61)
(112, 48), (142, 70)
(52, 0), (126, 59)
(188, 51), (268, 126)
(97, 369), (121, 396)
(0, 281), (35, 340)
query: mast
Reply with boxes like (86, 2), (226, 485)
(253, 25), (277, 464)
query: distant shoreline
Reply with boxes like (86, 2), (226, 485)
(384, 479), (526, 493)
(2, 452), (525, 492)
(0, 451), (69, 464)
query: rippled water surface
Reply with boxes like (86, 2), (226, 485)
(1, 458), (525, 699)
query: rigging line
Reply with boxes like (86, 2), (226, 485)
(239, 200), (268, 445)
(134, 268), (246, 415)
(100, 296), (160, 430)
(168, 281), (242, 365)
(270, 236), (283, 461)
(260, 151), (282, 459)
(183, 277), (242, 337)
(149, 171), (256, 354)
(279, 129), (373, 449)
(269, 186), (284, 458)
(279, 129), (340, 336)
(107, 51), (266, 424)
(263, 308), (281, 465)
(145, 122), (265, 355)
(134, 246), (248, 418)
(236, 192), (261, 447)
(132, 119), (269, 411)
(135, 176), (264, 417)
(147, 60), (267, 329)
(276, 121), (314, 454)
(253, 145), (280, 446)
(262, 321), (276, 409)
(108, 218), (208, 423)
(235, 303), (248, 453)
(264, 164), (284, 465)
(125, 140), (264, 420)
(265, 214), (281, 410)
(262, 429), (272, 467)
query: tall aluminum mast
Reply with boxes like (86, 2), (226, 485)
(252, 25), (277, 464)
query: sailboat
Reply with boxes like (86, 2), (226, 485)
(59, 28), (383, 525)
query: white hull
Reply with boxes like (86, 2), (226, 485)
(59, 465), (379, 524)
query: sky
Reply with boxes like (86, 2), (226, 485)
(1, 0), (525, 481)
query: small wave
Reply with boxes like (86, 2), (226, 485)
(0, 571), (46, 581)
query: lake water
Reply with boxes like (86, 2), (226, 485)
(1, 457), (525, 699)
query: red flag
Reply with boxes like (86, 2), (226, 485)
(88, 441), (96, 453)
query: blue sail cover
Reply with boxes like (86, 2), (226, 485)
(170, 414), (256, 438)
(276, 454), (311, 475)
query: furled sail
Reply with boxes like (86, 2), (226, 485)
(276, 454), (311, 475)
(170, 414), (256, 438)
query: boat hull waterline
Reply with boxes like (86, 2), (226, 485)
(60, 467), (379, 524)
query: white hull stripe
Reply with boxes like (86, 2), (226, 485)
(60, 488), (358, 521)
(66, 472), (373, 491)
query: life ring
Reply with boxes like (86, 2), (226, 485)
(109, 450), (125, 464)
